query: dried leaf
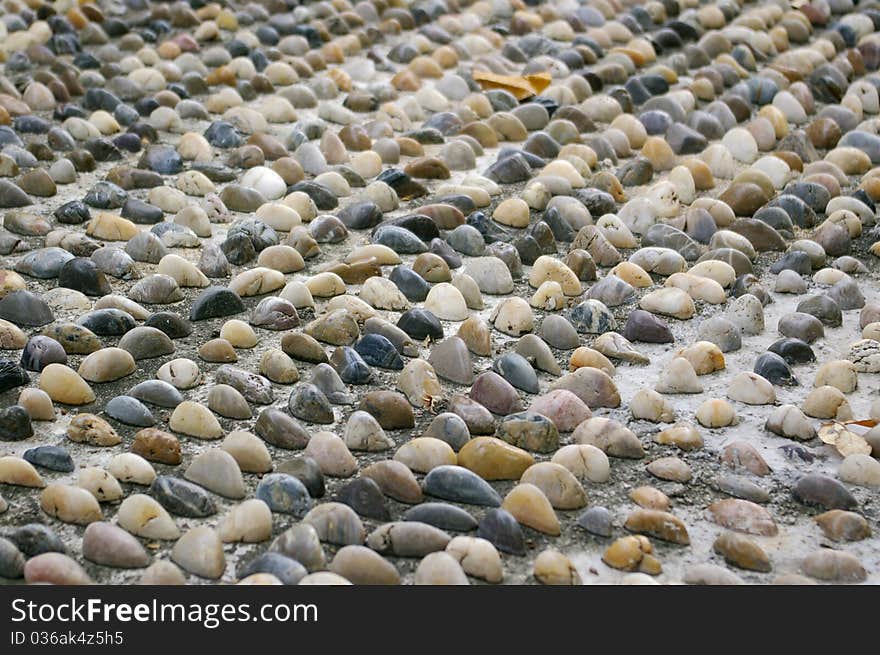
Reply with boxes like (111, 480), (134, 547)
(844, 419), (878, 428)
(819, 422), (872, 456)
(836, 431), (872, 457)
(472, 71), (552, 101)
(819, 422), (847, 445)
(843, 419), (877, 436)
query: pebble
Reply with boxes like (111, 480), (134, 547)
(815, 510), (871, 542)
(151, 476), (216, 518)
(172, 527), (226, 579)
(477, 508), (526, 556)
(169, 401), (223, 440)
(185, 449), (245, 499)
(624, 508), (689, 545)
(305, 432), (358, 477)
(23, 446), (72, 472)
(603, 535), (661, 574)
(40, 483), (102, 525)
(801, 550), (867, 583)
(793, 474), (857, 510)
(271, 524), (327, 570)
(330, 545), (401, 585)
(0, 0), (876, 589)
(423, 465), (502, 506)
(839, 454), (880, 488)
(367, 522), (451, 558)
(303, 503), (365, 547)
(24, 553), (93, 585)
(107, 455), (154, 487)
(256, 473), (312, 516)
(82, 522), (150, 569)
(0, 457), (45, 488)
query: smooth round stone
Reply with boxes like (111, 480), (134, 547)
(183, 449), (245, 500)
(172, 527), (225, 579)
(190, 286), (246, 320)
(622, 310), (673, 344)
(354, 334), (404, 371)
(17, 388), (54, 422)
(697, 316), (742, 353)
(21, 444), (70, 472)
(262, 456), (321, 499)
(103, 395), (155, 427)
(214, 365), (273, 405)
(327, 537), (402, 584)
(40, 483), (102, 525)
(797, 294), (842, 327)
(510, 336), (558, 379)
(447, 225), (486, 257)
(237, 551), (306, 585)
(476, 508), (526, 556)
(24, 553), (93, 585)
(0, 291), (54, 327)
(15, 248), (74, 279)
(423, 465), (502, 507)
(328, 346), (371, 385)
(337, 477), (390, 521)
(0, 536), (25, 578)
(302, 503), (366, 547)
(839, 454), (880, 488)
(39, 364), (95, 405)
(82, 522), (150, 569)
(801, 550), (866, 583)
(260, 348), (300, 385)
(496, 411), (559, 453)
(793, 474), (857, 510)
(254, 407), (309, 449)
(57, 258), (111, 296)
(288, 383), (334, 424)
(814, 510), (871, 542)
(416, 413), (469, 453)
(414, 551), (469, 585)
(112, 492), (178, 540)
(215, 498), (273, 545)
(342, 409), (393, 453)
(778, 312), (825, 343)
(309, 363), (355, 405)
(20, 336), (67, 372)
(253, 473), (312, 516)
(76, 309), (136, 338)
(150, 475), (216, 518)
(116, 326), (175, 361)
(169, 400), (223, 439)
(527, 391), (590, 433)
(767, 339), (815, 366)
(365, 521), (451, 558)
(102, 453), (154, 489)
(305, 432), (358, 478)
(240, 166), (287, 200)
(463, 257), (514, 295)
(77, 347), (136, 383)
(397, 499), (480, 533)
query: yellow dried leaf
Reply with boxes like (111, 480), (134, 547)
(472, 71), (552, 101)
(819, 422), (847, 445)
(836, 431), (872, 457)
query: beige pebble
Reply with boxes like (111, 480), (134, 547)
(40, 484), (102, 525)
(76, 467), (124, 502)
(107, 453), (156, 486)
(0, 456), (45, 488)
(169, 401), (223, 439)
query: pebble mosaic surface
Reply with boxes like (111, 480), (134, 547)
(0, 0), (879, 585)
